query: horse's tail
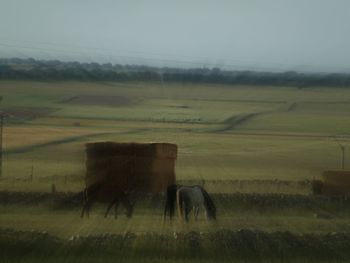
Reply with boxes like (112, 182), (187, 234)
(200, 187), (216, 220)
(164, 184), (178, 220)
(176, 189), (184, 221)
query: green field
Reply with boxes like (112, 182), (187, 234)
(1, 80), (349, 184)
(1, 80), (350, 262)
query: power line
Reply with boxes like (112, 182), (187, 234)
(1, 39), (350, 73)
(334, 136), (346, 170)
(1, 40), (341, 73)
(0, 38), (299, 68)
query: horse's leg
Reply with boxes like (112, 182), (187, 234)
(194, 206), (199, 221)
(176, 191), (183, 222)
(86, 205), (90, 218)
(104, 200), (116, 218)
(81, 204), (86, 218)
(85, 201), (92, 218)
(81, 189), (88, 218)
(114, 200), (120, 219)
(185, 205), (191, 222)
(204, 205), (209, 220)
(163, 202), (168, 221)
(81, 200), (92, 218)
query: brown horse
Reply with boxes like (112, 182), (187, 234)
(81, 182), (134, 218)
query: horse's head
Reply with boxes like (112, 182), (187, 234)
(207, 209), (216, 220)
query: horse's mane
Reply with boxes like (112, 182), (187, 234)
(164, 184), (181, 220)
(198, 186), (216, 220)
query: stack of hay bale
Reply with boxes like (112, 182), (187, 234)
(321, 170), (350, 195)
(85, 142), (177, 193)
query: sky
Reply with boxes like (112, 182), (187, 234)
(0, 0), (349, 72)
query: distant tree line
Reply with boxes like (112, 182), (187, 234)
(1, 58), (350, 87)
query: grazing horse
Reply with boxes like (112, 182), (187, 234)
(164, 184), (216, 221)
(81, 182), (134, 219)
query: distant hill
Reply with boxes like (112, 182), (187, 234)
(1, 57), (350, 87)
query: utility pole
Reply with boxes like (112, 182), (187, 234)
(0, 113), (3, 178)
(341, 145), (345, 170)
(334, 137), (346, 170)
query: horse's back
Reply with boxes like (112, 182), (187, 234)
(177, 185), (204, 206)
(191, 186), (205, 205)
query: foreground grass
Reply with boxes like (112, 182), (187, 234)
(2, 228), (350, 263)
(2, 192), (350, 236)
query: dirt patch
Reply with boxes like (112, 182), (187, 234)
(1, 107), (58, 122)
(62, 96), (138, 107)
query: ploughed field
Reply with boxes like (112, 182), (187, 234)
(1, 80), (350, 262)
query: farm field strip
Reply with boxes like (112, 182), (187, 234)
(0, 178), (312, 194)
(235, 111), (350, 134)
(30, 117), (209, 130)
(1, 128), (348, 183)
(3, 125), (118, 149)
(5, 129), (148, 154)
(2, 80), (350, 100)
(2, 191), (350, 237)
(2, 81), (350, 137)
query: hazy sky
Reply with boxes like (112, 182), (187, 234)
(0, 0), (349, 72)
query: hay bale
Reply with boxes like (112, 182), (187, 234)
(323, 170), (350, 185)
(321, 170), (350, 195)
(86, 142), (177, 159)
(86, 142), (138, 158)
(85, 142), (177, 193)
(312, 180), (324, 195)
(85, 156), (133, 186)
(150, 171), (175, 192)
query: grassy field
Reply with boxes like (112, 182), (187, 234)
(1, 80), (350, 261)
(1, 80), (350, 184)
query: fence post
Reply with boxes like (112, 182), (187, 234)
(0, 113), (3, 179)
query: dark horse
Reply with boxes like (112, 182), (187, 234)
(81, 181), (134, 218)
(163, 184), (216, 222)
